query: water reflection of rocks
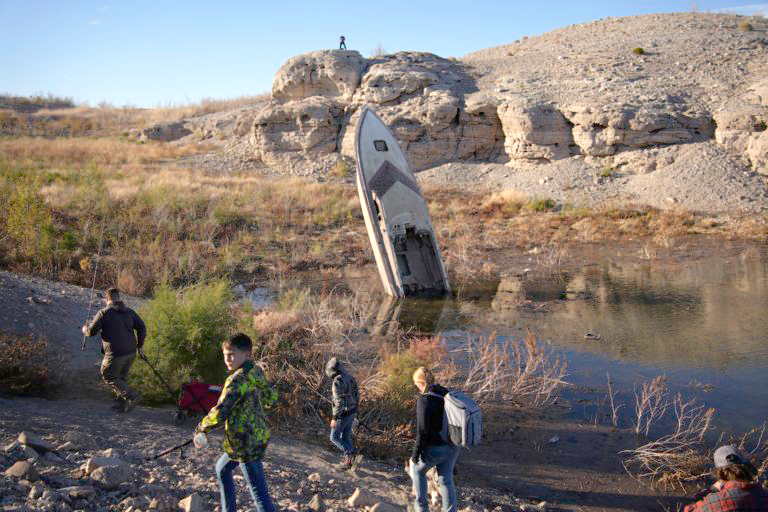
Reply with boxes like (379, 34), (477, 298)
(490, 256), (768, 369)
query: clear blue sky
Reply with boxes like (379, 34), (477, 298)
(1, 0), (765, 107)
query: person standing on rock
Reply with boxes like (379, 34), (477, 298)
(81, 287), (146, 412)
(339, 35), (347, 50)
(195, 333), (278, 512)
(409, 366), (461, 512)
(326, 357), (359, 469)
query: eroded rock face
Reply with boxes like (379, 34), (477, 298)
(563, 103), (713, 156)
(251, 97), (346, 171)
(714, 83), (768, 174)
(498, 102), (576, 161)
(272, 50), (367, 102)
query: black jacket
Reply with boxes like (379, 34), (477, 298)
(411, 383), (449, 461)
(86, 301), (146, 357)
(331, 371), (359, 420)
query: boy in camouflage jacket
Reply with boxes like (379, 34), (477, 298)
(195, 333), (278, 512)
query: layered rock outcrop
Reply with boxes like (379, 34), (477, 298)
(235, 14), (768, 176)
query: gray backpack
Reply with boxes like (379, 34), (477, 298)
(429, 390), (482, 448)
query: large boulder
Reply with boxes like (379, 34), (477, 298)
(273, 50), (367, 103)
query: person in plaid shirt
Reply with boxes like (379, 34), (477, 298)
(683, 445), (768, 512)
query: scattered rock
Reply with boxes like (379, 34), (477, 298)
(179, 492), (207, 512)
(148, 495), (179, 511)
(56, 442), (77, 452)
(83, 456), (129, 475)
(58, 485), (96, 499)
(548, 436), (560, 444)
(4, 461), (39, 481)
(62, 431), (99, 451)
(348, 488), (379, 508)
(18, 432), (53, 453)
(90, 464), (134, 489)
(307, 493), (325, 512)
(370, 501), (403, 512)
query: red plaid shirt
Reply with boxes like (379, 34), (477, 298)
(683, 481), (768, 512)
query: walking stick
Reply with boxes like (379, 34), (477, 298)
(139, 352), (177, 400)
(145, 439), (193, 461)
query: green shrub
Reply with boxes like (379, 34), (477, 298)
(129, 279), (235, 403)
(378, 337), (445, 406)
(526, 197), (556, 212)
(632, 47), (645, 55)
(600, 166), (614, 178)
(3, 174), (54, 260)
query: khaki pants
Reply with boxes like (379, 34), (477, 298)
(101, 352), (139, 401)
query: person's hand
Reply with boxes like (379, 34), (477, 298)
(712, 480), (725, 491)
(138, 348), (146, 360)
(330, 419), (337, 428)
(193, 432), (208, 449)
(81, 325), (89, 336)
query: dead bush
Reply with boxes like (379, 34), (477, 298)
(0, 334), (50, 396)
(460, 329), (568, 406)
(622, 394), (715, 490)
(116, 263), (155, 297)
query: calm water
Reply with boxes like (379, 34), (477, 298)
(379, 249), (768, 433)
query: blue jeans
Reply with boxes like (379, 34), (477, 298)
(329, 413), (355, 455)
(215, 453), (275, 512)
(411, 444), (461, 512)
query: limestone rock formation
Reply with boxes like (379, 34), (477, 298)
(272, 50), (367, 102)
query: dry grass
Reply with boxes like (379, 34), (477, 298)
(1, 94), (269, 137)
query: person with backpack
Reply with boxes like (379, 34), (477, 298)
(81, 287), (146, 412)
(194, 333), (278, 512)
(409, 366), (461, 512)
(326, 357), (359, 469)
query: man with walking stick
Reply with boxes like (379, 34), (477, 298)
(82, 287), (146, 412)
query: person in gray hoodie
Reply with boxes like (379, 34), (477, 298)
(82, 287), (146, 412)
(325, 357), (359, 469)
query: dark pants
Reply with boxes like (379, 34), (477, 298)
(340, 42), (346, 49)
(216, 453), (275, 512)
(100, 352), (139, 401)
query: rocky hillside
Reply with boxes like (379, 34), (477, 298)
(161, 13), (768, 212)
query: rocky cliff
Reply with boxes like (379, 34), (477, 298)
(224, 13), (767, 179)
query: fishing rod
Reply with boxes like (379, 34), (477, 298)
(81, 226), (105, 351)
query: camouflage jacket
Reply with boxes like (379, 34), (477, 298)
(197, 360), (277, 461)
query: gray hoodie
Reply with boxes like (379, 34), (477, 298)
(85, 301), (146, 357)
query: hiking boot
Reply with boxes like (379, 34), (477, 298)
(122, 397), (138, 412)
(349, 453), (363, 471)
(336, 455), (353, 470)
(111, 398), (126, 412)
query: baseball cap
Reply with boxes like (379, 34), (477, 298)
(713, 445), (745, 468)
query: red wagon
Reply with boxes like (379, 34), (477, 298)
(173, 380), (222, 424)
